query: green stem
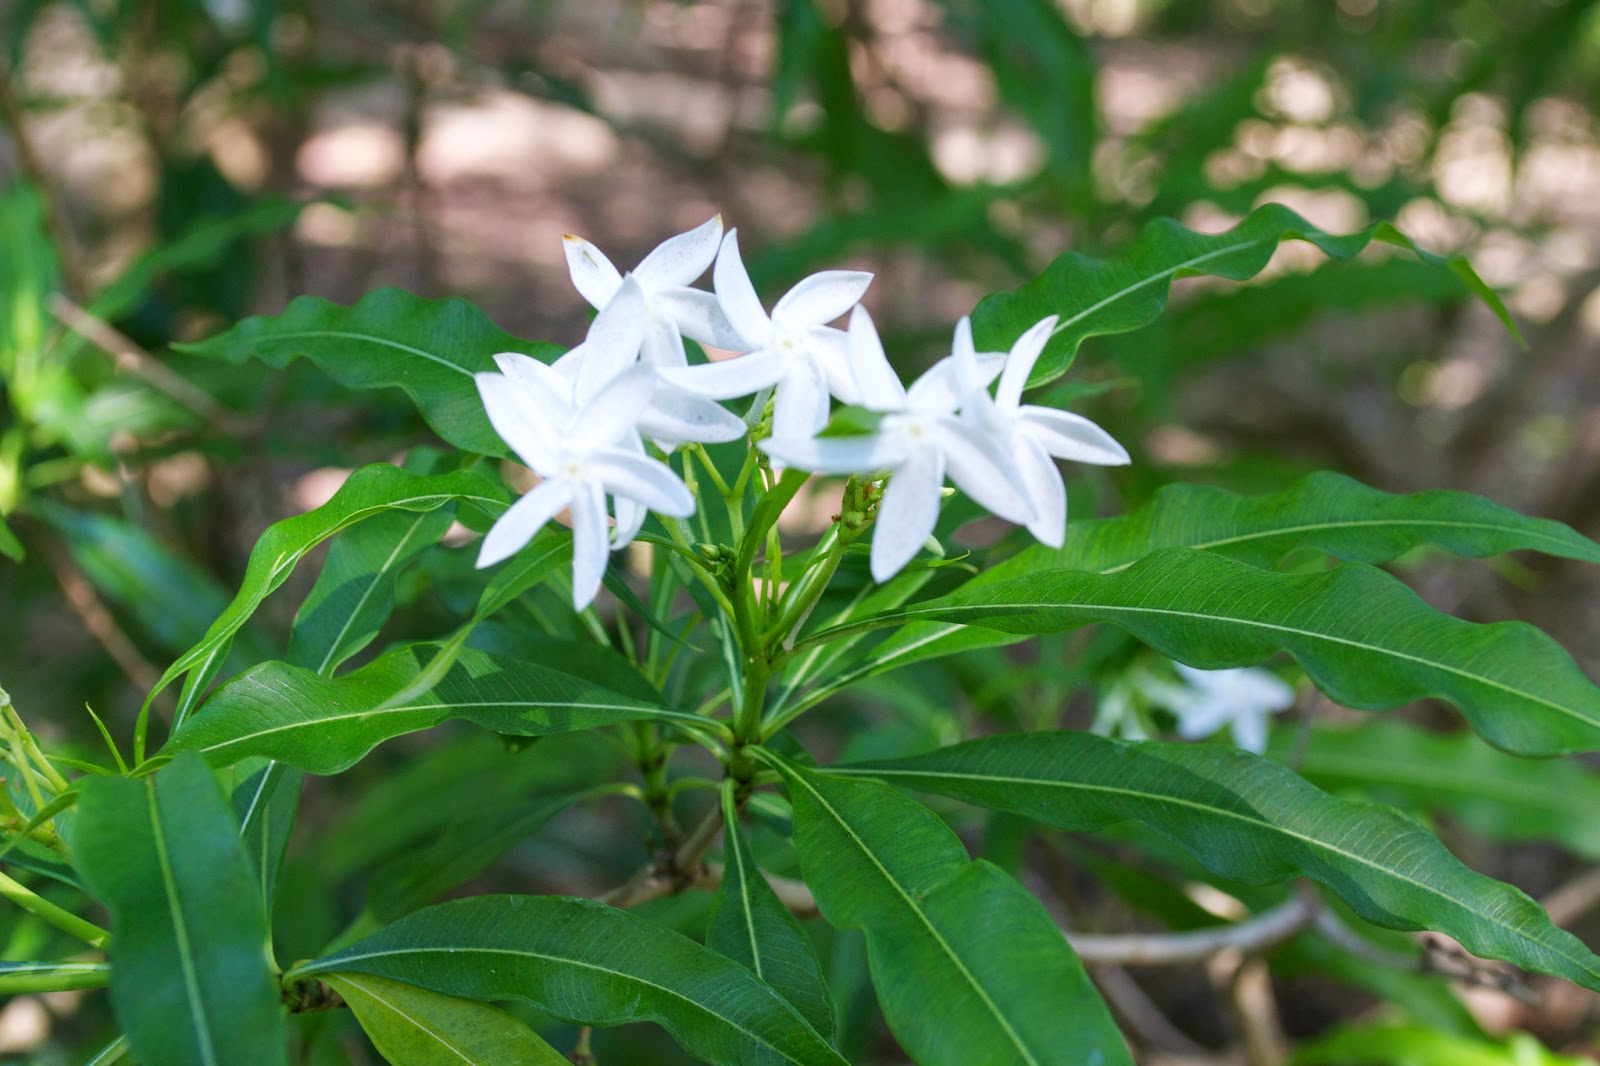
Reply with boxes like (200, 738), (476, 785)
(0, 960), (110, 994)
(0, 870), (108, 947)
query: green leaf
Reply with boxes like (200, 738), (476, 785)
(838, 732), (1600, 992)
(1278, 720), (1600, 860)
(290, 895), (848, 1066)
(0, 515), (22, 561)
(142, 463), (507, 746)
(763, 754), (1130, 1066)
(72, 753), (287, 1066)
(228, 758), (299, 905)
(708, 788), (836, 1040)
(167, 644), (716, 773)
(319, 972), (569, 1066)
(173, 288), (561, 457)
(971, 202), (1518, 388)
(1295, 1022), (1590, 1066)
(0, 959), (111, 993)
(288, 505), (457, 674)
(820, 548), (1600, 756)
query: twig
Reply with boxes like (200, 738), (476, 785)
(0, 53), (88, 299)
(1067, 892), (1318, 966)
(40, 538), (162, 695)
(1541, 866), (1600, 928)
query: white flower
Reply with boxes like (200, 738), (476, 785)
(761, 306), (1034, 582)
(474, 360), (694, 610)
(984, 315), (1130, 547)
(563, 216), (744, 368)
(1156, 664), (1297, 754)
(546, 275), (745, 450)
(662, 229), (873, 439)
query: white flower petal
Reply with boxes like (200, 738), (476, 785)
(661, 347), (786, 400)
(760, 432), (909, 475)
(1232, 709), (1269, 754)
(592, 447), (695, 517)
(641, 316), (689, 370)
(655, 287), (748, 351)
(634, 215), (723, 289)
(772, 358), (831, 440)
(772, 269), (873, 329)
(612, 497), (648, 548)
(477, 372), (561, 472)
(476, 478), (571, 568)
(638, 388), (746, 447)
(995, 315), (1058, 412)
(714, 229), (772, 347)
(571, 364), (656, 449)
(938, 414), (1034, 525)
(1016, 435), (1067, 548)
(952, 315), (977, 362)
(871, 447), (945, 582)
(806, 325), (860, 405)
(846, 305), (906, 412)
(1172, 697), (1236, 740)
(569, 480), (611, 610)
(494, 351), (575, 405)
(574, 277), (648, 402)
(906, 351), (1004, 415)
(563, 235), (624, 309)
(1019, 407), (1130, 466)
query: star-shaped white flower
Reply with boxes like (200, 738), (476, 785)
(563, 216), (745, 368)
(985, 315), (1130, 547)
(761, 306), (1033, 582)
(1157, 664), (1297, 754)
(474, 360), (694, 610)
(662, 229), (873, 439)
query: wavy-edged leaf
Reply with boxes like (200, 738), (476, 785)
(167, 644), (714, 773)
(142, 463), (507, 743)
(839, 732), (1600, 992)
(818, 548), (1600, 756)
(173, 288), (561, 456)
(764, 753), (1130, 1066)
(971, 201), (1517, 388)
(289, 895), (847, 1066)
(708, 787), (836, 1040)
(1277, 720), (1600, 860)
(72, 753), (286, 1066)
(320, 972), (569, 1066)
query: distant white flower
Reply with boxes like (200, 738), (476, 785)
(563, 216), (744, 368)
(982, 315), (1130, 547)
(1156, 664), (1297, 754)
(761, 306), (1033, 582)
(474, 360), (694, 610)
(663, 229), (873, 439)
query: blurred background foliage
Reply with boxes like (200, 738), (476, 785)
(3, 0), (1600, 1062)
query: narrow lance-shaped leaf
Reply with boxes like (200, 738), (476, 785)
(319, 972), (570, 1066)
(762, 752), (1131, 1066)
(816, 548), (1600, 757)
(837, 732), (1600, 993)
(971, 201), (1518, 388)
(228, 758), (299, 905)
(141, 463), (508, 745)
(166, 644), (718, 773)
(72, 752), (287, 1066)
(707, 785), (836, 1040)
(173, 287), (562, 457)
(290, 895), (848, 1066)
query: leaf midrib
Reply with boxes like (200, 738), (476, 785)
(251, 330), (476, 378)
(146, 779), (219, 1066)
(337, 974), (479, 1065)
(318, 510), (439, 674)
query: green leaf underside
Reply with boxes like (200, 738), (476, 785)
(145, 463), (507, 730)
(820, 548), (1600, 756)
(971, 201), (1518, 389)
(1278, 720), (1600, 860)
(292, 895), (847, 1066)
(320, 972), (569, 1066)
(769, 756), (1131, 1066)
(839, 733), (1600, 992)
(708, 795), (836, 1039)
(168, 644), (703, 774)
(174, 287), (563, 457)
(72, 753), (286, 1066)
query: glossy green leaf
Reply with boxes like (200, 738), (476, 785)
(0, 959), (110, 993)
(820, 548), (1600, 756)
(839, 732), (1600, 992)
(290, 895), (847, 1066)
(228, 758), (299, 905)
(173, 287), (561, 456)
(1295, 1022), (1590, 1066)
(708, 788), (836, 1040)
(1277, 720), (1600, 860)
(971, 201), (1518, 388)
(72, 753), (286, 1066)
(320, 972), (569, 1066)
(142, 463), (507, 743)
(764, 754), (1130, 1066)
(168, 644), (714, 773)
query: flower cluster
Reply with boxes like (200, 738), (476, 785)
(475, 216), (1129, 607)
